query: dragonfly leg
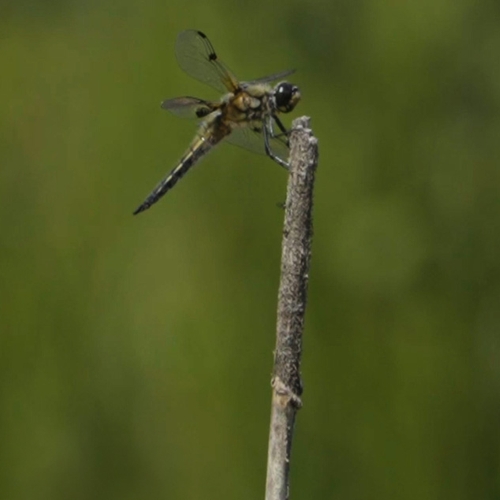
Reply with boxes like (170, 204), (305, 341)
(273, 116), (290, 143)
(264, 118), (290, 170)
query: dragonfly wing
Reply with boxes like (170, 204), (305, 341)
(226, 124), (290, 161)
(161, 96), (219, 119)
(242, 69), (296, 87)
(175, 30), (240, 93)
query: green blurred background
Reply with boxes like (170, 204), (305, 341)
(1, 0), (500, 498)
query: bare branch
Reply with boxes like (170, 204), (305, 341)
(265, 117), (319, 500)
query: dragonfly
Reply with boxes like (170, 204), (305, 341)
(133, 30), (301, 215)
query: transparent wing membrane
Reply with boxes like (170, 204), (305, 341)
(161, 96), (218, 119)
(175, 30), (239, 93)
(226, 123), (289, 161)
(242, 69), (296, 87)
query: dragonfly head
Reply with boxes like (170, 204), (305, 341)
(274, 82), (301, 113)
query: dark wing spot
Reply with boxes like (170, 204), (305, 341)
(196, 107), (211, 118)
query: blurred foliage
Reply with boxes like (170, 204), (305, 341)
(1, 0), (500, 499)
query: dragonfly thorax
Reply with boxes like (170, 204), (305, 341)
(223, 89), (272, 124)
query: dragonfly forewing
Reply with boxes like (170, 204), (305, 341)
(175, 30), (239, 93)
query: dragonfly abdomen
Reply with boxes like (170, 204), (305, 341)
(133, 124), (228, 215)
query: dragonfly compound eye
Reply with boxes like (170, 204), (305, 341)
(275, 82), (301, 113)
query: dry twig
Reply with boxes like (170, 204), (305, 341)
(265, 117), (319, 500)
